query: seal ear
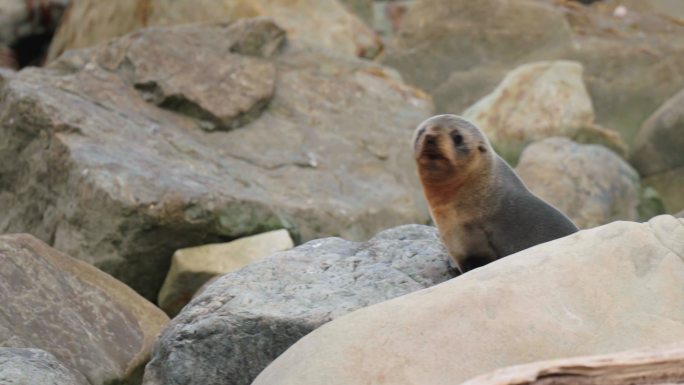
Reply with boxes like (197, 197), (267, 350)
(414, 127), (426, 148)
(477, 145), (487, 153)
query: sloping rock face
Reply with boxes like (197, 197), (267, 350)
(0, 18), (433, 300)
(158, 229), (294, 316)
(47, 0), (382, 61)
(463, 61), (623, 164)
(0, 348), (88, 385)
(0, 234), (169, 385)
(461, 342), (684, 385)
(253, 215), (684, 385)
(516, 138), (640, 228)
(143, 224), (452, 385)
(631, 87), (684, 213)
(385, 0), (684, 145)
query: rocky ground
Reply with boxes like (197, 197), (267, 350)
(0, 1), (682, 385)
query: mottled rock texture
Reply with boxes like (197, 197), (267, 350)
(463, 61), (624, 164)
(48, 0), (382, 61)
(385, 0), (684, 145)
(516, 138), (640, 229)
(0, 234), (169, 385)
(631, 87), (684, 213)
(158, 229), (294, 316)
(143, 224), (452, 385)
(253, 215), (684, 385)
(0, 348), (88, 385)
(0, 18), (433, 300)
(461, 342), (684, 385)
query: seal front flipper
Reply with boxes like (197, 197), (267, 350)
(459, 254), (496, 273)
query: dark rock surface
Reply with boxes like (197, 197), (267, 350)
(143, 224), (451, 385)
(0, 18), (433, 300)
(631, 87), (684, 213)
(0, 234), (169, 385)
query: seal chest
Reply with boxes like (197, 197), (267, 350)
(413, 114), (579, 274)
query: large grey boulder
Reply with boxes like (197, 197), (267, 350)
(0, 18), (433, 300)
(631, 87), (684, 213)
(0, 234), (169, 385)
(516, 138), (640, 228)
(0, 348), (87, 385)
(385, 0), (684, 145)
(253, 215), (684, 385)
(143, 224), (452, 385)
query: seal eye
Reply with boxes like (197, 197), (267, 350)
(451, 132), (464, 146)
(416, 127), (426, 139)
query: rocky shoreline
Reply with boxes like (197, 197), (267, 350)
(0, 1), (683, 385)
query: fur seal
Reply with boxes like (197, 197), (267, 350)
(413, 114), (578, 274)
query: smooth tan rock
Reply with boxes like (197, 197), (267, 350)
(253, 215), (684, 385)
(516, 138), (640, 228)
(461, 342), (684, 385)
(0, 234), (169, 385)
(463, 61), (624, 164)
(48, 0), (382, 61)
(158, 229), (294, 316)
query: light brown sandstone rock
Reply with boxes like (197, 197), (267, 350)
(158, 229), (294, 316)
(0, 234), (169, 385)
(385, 0), (684, 145)
(461, 342), (684, 385)
(253, 215), (684, 385)
(463, 60), (624, 164)
(47, 0), (382, 61)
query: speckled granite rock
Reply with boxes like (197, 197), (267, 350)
(516, 138), (640, 228)
(0, 234), (168, 385)
(158, 229), (294, 316)
(0, 348), (88, 385)
(143, 224), (452, 385)
(253, 215), (684, 385)
(0, 18), (433, 300)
